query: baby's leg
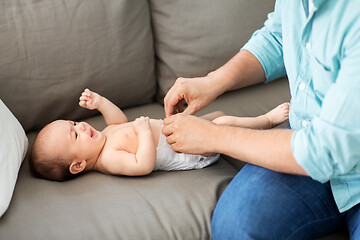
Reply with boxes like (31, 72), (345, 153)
(264, 102), (290, 128)
(212, 102), (289, 129)
(200, 111), (227, 121)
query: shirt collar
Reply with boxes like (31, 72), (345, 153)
(302, 0), (327, 16)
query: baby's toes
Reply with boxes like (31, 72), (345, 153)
(281, 102), (290, 111)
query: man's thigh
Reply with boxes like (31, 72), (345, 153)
(346, 203), (360, 239)
(211, 164), (345, 240)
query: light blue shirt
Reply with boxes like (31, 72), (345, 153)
(242, 0), (360, 213)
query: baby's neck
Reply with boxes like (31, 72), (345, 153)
(86, 136), (107, 172)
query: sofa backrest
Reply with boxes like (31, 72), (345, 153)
(149, 0), (276, 101)
(0, 0), (156, 132)
(0, 0), (276, 132)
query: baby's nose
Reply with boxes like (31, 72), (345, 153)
(78, 122), (86, 131)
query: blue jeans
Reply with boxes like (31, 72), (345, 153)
(211, 164), (360, 239)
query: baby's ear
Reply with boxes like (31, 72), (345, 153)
(69, 160), (86, 174)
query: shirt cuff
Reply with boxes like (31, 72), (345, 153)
(291, 127), (332, 183)
(241, 29), (286, 83)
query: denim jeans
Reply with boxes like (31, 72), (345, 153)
(211, 163), (360, 239)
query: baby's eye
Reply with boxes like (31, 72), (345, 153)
(75, 132), (78, 139)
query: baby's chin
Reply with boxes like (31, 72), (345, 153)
(89, 126), (102, 139)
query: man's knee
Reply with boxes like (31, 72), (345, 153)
(211, 164), (290, 239)
(211, 200), (245, 240)
(211, 170), (258, 240)
(211, 199), (258, 240)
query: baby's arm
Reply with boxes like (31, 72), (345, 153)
(101, 117), (156, 176)
(79, 89), (128, 125)
(213, 102), (290, 129)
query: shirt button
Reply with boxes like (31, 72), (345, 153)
(299, 82), (306, 90)
(306, 42), (312, 50)
(302, 120), (309, 128)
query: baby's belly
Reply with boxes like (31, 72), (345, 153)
(149, 119), (163, 146)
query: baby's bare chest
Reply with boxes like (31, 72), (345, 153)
(103, 124), (139, 154)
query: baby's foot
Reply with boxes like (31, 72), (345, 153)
(265, 102), (290, 127)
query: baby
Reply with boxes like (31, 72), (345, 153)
(30, 89), (290, 181)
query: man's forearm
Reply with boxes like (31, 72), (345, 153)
(210, 125), (308, 176)
(97, 97), (128, 125)
(208, 50), (266, 94)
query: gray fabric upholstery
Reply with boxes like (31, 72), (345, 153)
(0, 0), (156, 131)
(149, 0), (276, 101)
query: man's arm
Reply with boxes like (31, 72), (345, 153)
(79, 89), (128, 125)
(164, 50), (266, 117)
(214, 126), (307, 175)
(162, 114), (307, 176)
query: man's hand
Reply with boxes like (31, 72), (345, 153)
(134, 116), (151, 134)
(164, 76), (221, 117)
(79, 88), (103, 110)
(162, 114), (218, 155)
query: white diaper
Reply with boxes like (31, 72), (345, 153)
(154, 125), (219, 171)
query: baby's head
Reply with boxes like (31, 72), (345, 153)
(30, 120), (105, 181)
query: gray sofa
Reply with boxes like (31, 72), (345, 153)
(0, 0), (348, 239)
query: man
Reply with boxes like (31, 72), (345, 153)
(162, 0), (360, 239)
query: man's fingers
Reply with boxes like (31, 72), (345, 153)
(165, 94), (184, 117)
(175, 99), (185, 114)
(165, 134), (176, 145)
(164, 78), (188, 117)
(164, 84), (177, 117)
(163, 113), (179, 126)
(165, 94), (188, 117)
(162, 123), (174, 137)
(182, 104), (196, 115)
(164, 97), (177, 117)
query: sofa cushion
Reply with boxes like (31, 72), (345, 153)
(0, 100), (28, 217)
(0, 0), (156, 132)
(0, 103), (237, 239)
(149, 0), (276, 102)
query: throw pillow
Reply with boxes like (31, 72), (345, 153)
(0, 99), (28, 217)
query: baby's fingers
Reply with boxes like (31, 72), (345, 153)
(79, 95), (90, 101)
(79, 100), (87, 108)
(81, 91), (91, 98)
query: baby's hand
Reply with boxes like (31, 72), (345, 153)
(134, 116), (151, 133)
(79, 89), (103, 110)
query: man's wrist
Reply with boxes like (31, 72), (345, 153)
(208, 123), (225, 154)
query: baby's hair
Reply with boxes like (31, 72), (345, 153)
(29, 124), (79, 181)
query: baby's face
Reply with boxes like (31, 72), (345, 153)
(46, 120), (106, 162)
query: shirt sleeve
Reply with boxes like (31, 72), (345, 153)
(241, 0), (286, 83)
(292, 29), (360, 183)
